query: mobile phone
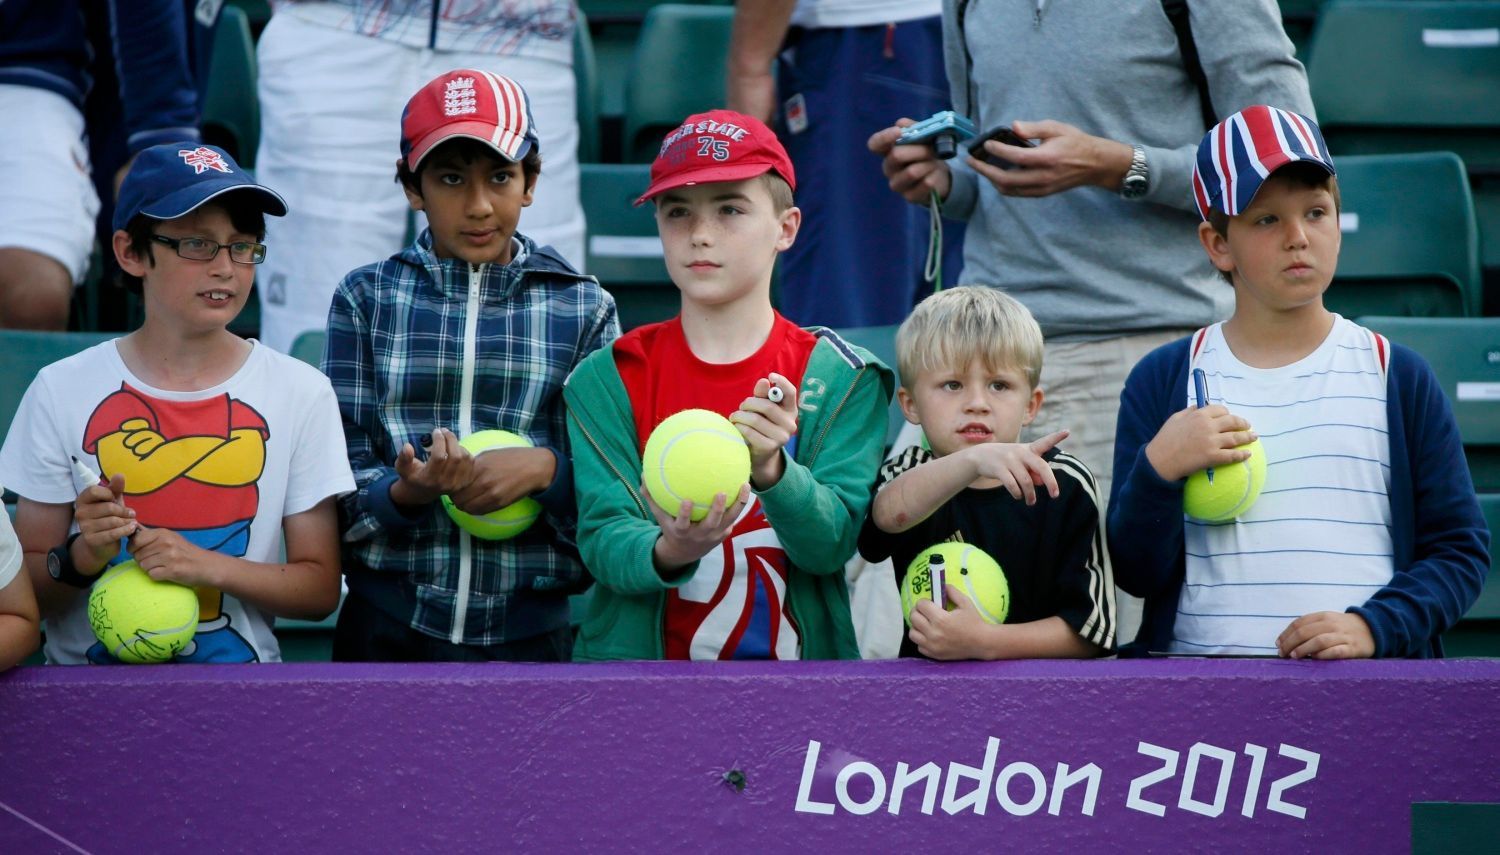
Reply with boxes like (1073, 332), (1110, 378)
(967, 126), (1035, 169)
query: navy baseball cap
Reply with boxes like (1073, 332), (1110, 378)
(113, 144), (288, 231)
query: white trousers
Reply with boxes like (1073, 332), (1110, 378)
(0, 85), (100, 282)
(252, 13), (585, 353)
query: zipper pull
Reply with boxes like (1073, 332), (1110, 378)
(1033, 7), (1042, 29)
(883, 22), (895, 59)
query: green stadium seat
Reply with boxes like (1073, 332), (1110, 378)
(1469, 494), (1500, 620)
(580, 0), (730, 24)
(274, 589), (344, 662)
(1308, 1), (1500, 173)
(622, 5), (735, 162)
(226, 0), (272, 37)
(1277, 0), (1327, 57)
(1326, 153), (1480, 319)
(0, 331), (116, 441)
(1437, 492), (1500, 657)
(1, 330), (115, 508)
(201, 5), (260, 169)
(575, 10), (601, 163)
(290, 329), (326, 368)
(580, 163), (678, 329)
(1358, 316), (1500, 490)
(1307, 1), (1500, 315)
(828, 325), (905, 449)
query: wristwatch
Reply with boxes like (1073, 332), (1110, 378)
(1120, 144), (1150, 200)
(47, 532), (97, 588)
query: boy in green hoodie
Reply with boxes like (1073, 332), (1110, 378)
(564, 110), (893, 661)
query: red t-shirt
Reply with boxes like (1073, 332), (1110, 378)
(615, 314), (818, 659)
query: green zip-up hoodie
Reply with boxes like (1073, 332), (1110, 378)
(563, 327), (894, 661)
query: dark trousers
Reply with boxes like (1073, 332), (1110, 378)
(332, 590), (573, 663)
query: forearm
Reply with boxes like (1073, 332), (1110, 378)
(0, 570), (41, 669)
(206, 553), (341, 621)
(873, 451), (976, 533)
(728, 0), (796, 76)
(0, 615), (39, 670)
(975, 617), (1102, 660)
(23, 553), (89, 620)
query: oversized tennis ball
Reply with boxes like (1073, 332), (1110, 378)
(442, 430), (543, 540)
(642, 409), (751, 522)
(87, 560), (199, 664)
(901, 542), (1009, 627)
(1184, 438), (1266, 523)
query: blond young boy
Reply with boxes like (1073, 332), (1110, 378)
(564, 110), (894, 661)
(859, 287), (1115, 660)
(1109, 106), (1487, 658)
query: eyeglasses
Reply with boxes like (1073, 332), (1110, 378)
(150, 234), (267, 265)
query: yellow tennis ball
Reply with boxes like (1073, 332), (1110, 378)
(1184, 438), (1267, 523)
(901, 542), (1010, 627)
(642, 409), (751, 522)
(442, 429), (543, 540)
(87, 560), (199, 664)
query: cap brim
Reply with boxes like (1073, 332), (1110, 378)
(407, 123), (532, 169)
(1234, 153), (1337, 215)
(140, 181), (289, 222)
(633, 161), (781, 206)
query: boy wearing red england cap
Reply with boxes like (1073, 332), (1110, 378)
(1110, 106), (1486, 660)
(564, 110), (894, 661)
(324, 70), (618, 662)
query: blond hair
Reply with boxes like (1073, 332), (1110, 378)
(896, 286), (1044, 388)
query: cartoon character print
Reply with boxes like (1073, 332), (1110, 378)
(82, 384), (268, 663)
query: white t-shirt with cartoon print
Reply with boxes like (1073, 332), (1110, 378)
(0, 340), (355, 664)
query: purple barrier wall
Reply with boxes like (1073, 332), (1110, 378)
(2, 659), (1498, 853)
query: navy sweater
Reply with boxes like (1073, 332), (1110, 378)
(1109, 334), (1488, 658)
(0, 0), (198, 154)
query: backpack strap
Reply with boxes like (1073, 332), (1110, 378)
(1188, 325), (1213, 369)
(1369, 328), (1391, 385)
(1161, 0), (1217, 131)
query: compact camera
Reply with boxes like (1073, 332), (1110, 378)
(894, 111), (977, 160)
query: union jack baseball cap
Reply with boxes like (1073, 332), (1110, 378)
(635, 109), (796, 206)
(401, 69), (539, 170)
(1192, 105), (1336, 222)
(113, 143), (287, 231)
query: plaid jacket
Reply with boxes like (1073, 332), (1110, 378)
(324, 230), (618, 645)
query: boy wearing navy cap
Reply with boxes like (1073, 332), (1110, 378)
(324, 70), (617, 662)
(0, 143), (355, 663)
(565, 110), (893, 661)
(1110, 106), (1487, 659)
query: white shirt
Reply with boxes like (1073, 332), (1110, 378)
(1172, 317), (1394, 655)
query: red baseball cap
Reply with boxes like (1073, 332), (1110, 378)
(634, 109), (796, 206)
(401, 69), (539, 170)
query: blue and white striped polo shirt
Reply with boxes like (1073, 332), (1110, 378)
(1171, 317), (1394, 655)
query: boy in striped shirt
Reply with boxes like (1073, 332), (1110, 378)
(1110, 106), (1487, 659)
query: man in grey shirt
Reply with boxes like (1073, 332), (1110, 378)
(870, 0), (1313, 643)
